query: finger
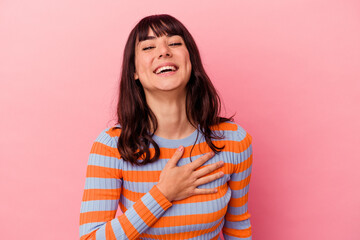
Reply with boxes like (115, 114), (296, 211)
(194, 161), (224, 178)
(166, 145), (185, 167)
(190, 152), (215, 170)
(193, 187), (218, 195)
(195, 171), (224, 186)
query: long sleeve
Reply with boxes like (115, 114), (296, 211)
(222, 127), (253, 239)
(79, 128), (172, 240)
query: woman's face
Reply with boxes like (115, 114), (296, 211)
(134, 28), (192, 95)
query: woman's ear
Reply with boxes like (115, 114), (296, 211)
(134, 72), (139, 80)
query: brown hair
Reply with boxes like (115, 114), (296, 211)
(115, 14), (234, 165)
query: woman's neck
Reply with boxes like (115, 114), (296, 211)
(145, 91), (196, 140)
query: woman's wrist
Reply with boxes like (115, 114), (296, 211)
(156, 183), (174, 202)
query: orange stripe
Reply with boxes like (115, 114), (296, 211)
(141, 217), (224, 239)
(229, 174), (252, 191)
(86, 165), (121, 179)
(105, 222), (116, 239)
(209, 122), (238, 131)
(225, 211), (251, 222)
(123, 162), (234, 182)
(119, 201), (227, 229)
(106, 127), (121, 137)
(122, 183), (228, 204)
(160, 138), (251, 159)
(90, 142), (120, 159)
(228, 193), (249, 208)
(80, 210), (117, 225)
(234, 154), (252, 174)
(133, 199), (156, 226)
(80, 230), (96, 240)
(223, 226), (252, 238)
(82, 188), (121, 201)
(122, 188), (146, 202)
(123, 170), (161, 182)
(119, 213), (140, 239)
(149, 185), (172, 210)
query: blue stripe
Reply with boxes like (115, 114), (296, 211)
(122, 181), (157, 193)
(231, 166), (252, 182)
(79, 222), (104, 237)
(125, 207), (148, 232)
(231, 184), (250, 199)
(224, 219), (251, 230)
(84, 177), (122, 189)
(110, 218), (127, 238)
(95, 128), (114, 145)
(162, 200), (229, 217)
(88, 154), (121, 169)
(226, 203), (248, 216)
(187, 218), (225, 240)
(141, 190), (167, 218)
(80, 199), (119, 213)
(121, 152), (222, 171)
(196, 175), (231, 189)
(121, 146), (251, 173)
(120, 187), (231, 217)
(95, 224), (106, 239)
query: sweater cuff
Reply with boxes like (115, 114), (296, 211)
(149, 185), (172, 211)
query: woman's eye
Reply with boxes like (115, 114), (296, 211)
(170, 43), (182, 46)
(142, 43), (182, 51)
(142, 46), (154, 51)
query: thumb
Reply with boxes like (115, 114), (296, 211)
(167, 145), (184, 167)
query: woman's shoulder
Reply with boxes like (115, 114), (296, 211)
(107, 123), (122, 137)
(211, 120), (251, 141)
(214, 121), (252, 159)
(93, 124), (122, 146)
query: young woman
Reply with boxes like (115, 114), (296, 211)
(80, 14), (253, 240)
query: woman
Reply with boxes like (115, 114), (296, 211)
(79, 14), (253, 240)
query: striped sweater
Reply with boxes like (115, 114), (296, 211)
(79, 121), (253, 239)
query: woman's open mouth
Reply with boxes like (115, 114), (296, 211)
(154, 65), (179, 77)
(156, 69), (178, 77)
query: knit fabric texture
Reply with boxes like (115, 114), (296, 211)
(79, 121), (253, 239)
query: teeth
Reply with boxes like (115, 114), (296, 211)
(155, 65), (177, 74)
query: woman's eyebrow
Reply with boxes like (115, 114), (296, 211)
(137, 34), (178, 45)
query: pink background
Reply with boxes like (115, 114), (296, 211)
(1, 0), (359, 239)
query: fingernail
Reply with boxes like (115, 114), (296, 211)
(177, 146), (183, 152)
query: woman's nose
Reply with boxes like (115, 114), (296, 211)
(158, 43), (172, 58)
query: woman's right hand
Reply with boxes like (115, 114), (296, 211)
(156, 145), (224, 202)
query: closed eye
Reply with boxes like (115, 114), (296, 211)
(142, 46), (154, 50)
(170, 43), (182, 46)
(142, 43), (182, 51)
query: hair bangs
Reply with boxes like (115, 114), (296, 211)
(137, 16), (184, 42)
